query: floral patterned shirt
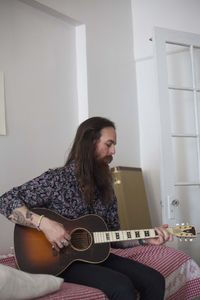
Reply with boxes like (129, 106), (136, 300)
(0, 162), (120, 230)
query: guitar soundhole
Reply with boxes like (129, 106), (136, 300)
(70, 228), (92, 251)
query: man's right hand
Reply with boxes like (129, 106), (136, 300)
(39, 217), (71, 252)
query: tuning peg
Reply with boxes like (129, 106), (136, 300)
(181, 223), (185, 226)
(184, 238), (188, 242)
(189, 238), (193, 242)
(176, 223), (180, 226)
(179, 238), (182, 242)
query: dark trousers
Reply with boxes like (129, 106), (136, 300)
(60, 253), (165, 300)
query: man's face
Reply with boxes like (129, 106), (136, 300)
(95, 127), (116, 164)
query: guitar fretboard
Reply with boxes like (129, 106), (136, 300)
(93, 229), (158, 244)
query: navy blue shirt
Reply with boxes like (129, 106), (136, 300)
(0, 162), (120, 231)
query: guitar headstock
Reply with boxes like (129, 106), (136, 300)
(169, 225), (196, 239)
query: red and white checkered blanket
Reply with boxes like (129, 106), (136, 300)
(1, 245), (200, 300)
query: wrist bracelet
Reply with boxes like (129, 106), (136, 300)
(37, 215), (44, 231)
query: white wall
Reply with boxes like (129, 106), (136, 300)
(133, 0), (200, 61)
(0, 0), (139, 254)
(36, 0), (140, 167)
(0, 0), (80, 254)
(132, 0), (200, 226)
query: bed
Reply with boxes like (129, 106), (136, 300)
(0, 244), (200, 300)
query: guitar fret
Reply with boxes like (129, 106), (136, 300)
(126, 231), (132, 239)
(110, 231), (116, 241)
(135, 231), (141, 238)
(115, 232), (120, 239)
(105, 232), (110, 241)
(100, 232), (105, 242)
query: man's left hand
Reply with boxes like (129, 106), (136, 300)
(147, 224), (173, 245)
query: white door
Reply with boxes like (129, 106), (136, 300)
(153, 27), (200, 264)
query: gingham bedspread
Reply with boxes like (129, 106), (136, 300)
(1, 245), (200, 300)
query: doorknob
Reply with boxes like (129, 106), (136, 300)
(167, 196), (179, 219)
(171, 199), (180, 207)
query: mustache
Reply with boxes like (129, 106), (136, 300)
(95, 155), (113, 164)
(106, 155), (113, 163)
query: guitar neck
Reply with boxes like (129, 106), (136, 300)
(93, 224), (197, 244)
(93, 228), (160, 244)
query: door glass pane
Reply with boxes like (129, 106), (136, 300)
(197, 91), (200, 130)
(166, 44), (192, 87)
(194, 47), (200, 90)
(169, 89), (196, 134)
(172, 137), (199, 182)
(174, 186), (200, 224)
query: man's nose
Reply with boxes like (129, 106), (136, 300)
(110, 145), (116, 155)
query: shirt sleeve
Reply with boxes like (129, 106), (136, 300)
(0, 169), (56, 218)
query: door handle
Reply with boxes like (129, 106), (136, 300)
(171, 199), (180, 207)
(167, 196), (179, 219)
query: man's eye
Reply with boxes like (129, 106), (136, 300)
(106, 143), (112, 147)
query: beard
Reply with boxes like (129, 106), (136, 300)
(92, 157), (113, 204)
(77, 153), (114, 205)
(103, 155), (113, 164)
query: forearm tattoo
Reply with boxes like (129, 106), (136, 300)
(9, 209), (35, 228)
(26, 210), (33, 221)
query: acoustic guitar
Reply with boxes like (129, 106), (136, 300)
(14, 208), (196, 275)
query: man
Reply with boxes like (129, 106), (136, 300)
(0, 116), (172, 300)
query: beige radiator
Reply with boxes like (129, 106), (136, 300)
(111, 166), (152, 230)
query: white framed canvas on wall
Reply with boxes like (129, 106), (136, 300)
(0, 71), (6, 135)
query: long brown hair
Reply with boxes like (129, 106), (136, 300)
(66, 117), (115, 205)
